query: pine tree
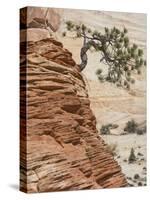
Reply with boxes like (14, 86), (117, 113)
(128, 148), (136, 163)
(64, 21), (146, 89)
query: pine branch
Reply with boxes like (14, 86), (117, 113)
(64, 21), (146, 89)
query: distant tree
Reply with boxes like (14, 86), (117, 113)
(128, 148), (136, 163)
(124, 119), (138, 133)
(64, 21), (146, 89)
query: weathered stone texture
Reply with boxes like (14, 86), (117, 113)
(20, 38), (127, 193)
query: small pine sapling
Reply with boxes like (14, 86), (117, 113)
(128, 148), (136, 163)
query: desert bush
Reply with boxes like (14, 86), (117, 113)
(121, 132), (127, 135)
(100, 123), (119, 135)
(124, 119), (138, 133)
(138, 182), (142, 186)
(62, 31), (66, 37)
(136, 129), (144, 135)
(137, 152), (143, 156)
(100, 125), (110, 135)
(128, 148), (136, 163)
(134, 174), (140, 179)
(136, 125), (146, 135)
(124, 119), (146, 135)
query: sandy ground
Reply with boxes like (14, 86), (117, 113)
(103, 134), (146, 186)
(55, 10), (147, 186)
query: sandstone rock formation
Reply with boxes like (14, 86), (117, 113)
(20, 7), (62, 32)
(20, 38), (127, 193)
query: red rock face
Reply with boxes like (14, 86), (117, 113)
(20, 38), (127, 193)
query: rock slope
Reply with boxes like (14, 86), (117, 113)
(20, 38), (127, 193)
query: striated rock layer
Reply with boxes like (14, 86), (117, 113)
(20, 38), (127, 193)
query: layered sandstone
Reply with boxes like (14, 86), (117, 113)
(20, 38), (127, 193)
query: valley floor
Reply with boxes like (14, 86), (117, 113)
(102, 134), (147, 187)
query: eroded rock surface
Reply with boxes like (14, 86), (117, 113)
(20, 38), (127, 193)
(20, 7), (62, 31)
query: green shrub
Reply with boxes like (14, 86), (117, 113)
(134, 174), (140, 179)
(124, 119), (138, 133)
(100, 125), (110, 135)
(100, 123), (119, 135)
(128, 148), (136, 163)
(62, 31), (66, 37)
(138, 182), (142, 186)
(136, 129), (144, 135)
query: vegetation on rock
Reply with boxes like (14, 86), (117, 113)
(64, 21), (146, 89)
